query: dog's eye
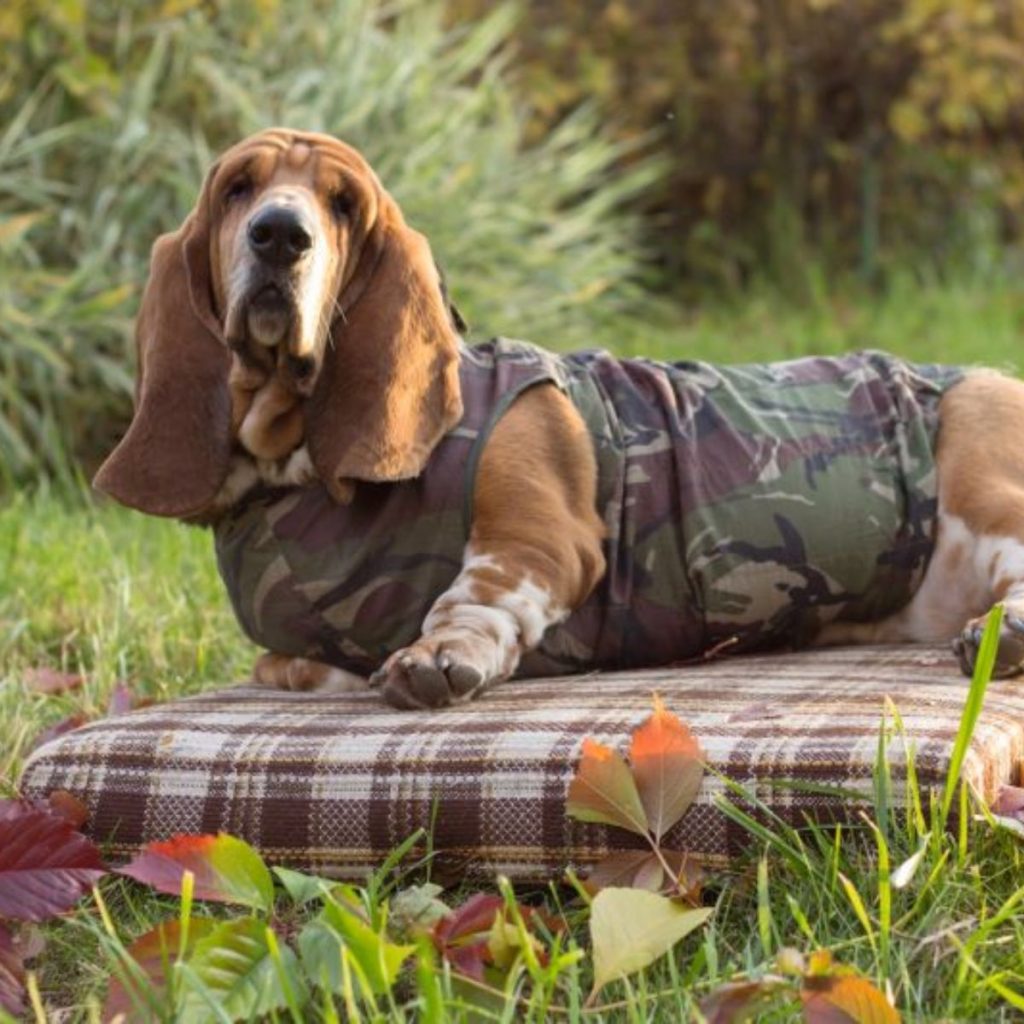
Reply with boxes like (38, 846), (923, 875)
(224, 177), (252, 204)
(329, 190), (354, 220)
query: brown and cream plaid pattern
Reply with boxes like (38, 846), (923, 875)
(19, 646), (1024, 881)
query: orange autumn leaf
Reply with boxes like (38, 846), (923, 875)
(629, 695), (704, 840)
(566, 738), (649, 836)
(801, 975), (901, 1023)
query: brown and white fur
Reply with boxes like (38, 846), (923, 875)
(94, 128), (1024, 709)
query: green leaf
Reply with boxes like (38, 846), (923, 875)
(298, 897), (414, 997)
(119, 833), (274, 913)
(566, 738), (649, 836)
(180, 916), (304, 1022)
(103, 917), (219, 1022)
(388, 883), (451, 938)
(273, 866), (328, 906)
(588, 888), (712, 999)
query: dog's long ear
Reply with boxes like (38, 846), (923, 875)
(93, 172), (232, 518)
(306, 195), (463, 499)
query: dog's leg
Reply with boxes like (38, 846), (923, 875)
(818, 372), (1024, 676)
(372, 385), (606, 709)
(253, 652), (368, 693)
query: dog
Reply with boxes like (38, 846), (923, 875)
(94, 128), (1024, 709)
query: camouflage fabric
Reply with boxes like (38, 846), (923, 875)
(214, 340), (964, 677)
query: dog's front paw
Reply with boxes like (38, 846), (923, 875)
(953, 607), (1024, 678)
(370, 632), (513, 709)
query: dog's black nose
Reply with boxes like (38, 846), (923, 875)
(286, 353), (316, 381)
(247, 206), (313, 265)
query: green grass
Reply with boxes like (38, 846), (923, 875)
(597, 270), (1024, 371)
(5, 280), (1024, 1019)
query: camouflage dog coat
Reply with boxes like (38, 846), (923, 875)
(215, 340), (963, 677)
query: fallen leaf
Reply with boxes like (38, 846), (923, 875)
(806, 949), (835, 976)
(585, 850), (664, 894)
(118, 833), (274, 913)
(31, 713), (90, 751)
(698, 979), (778, 1023)
(890, 839), (929, 890)
(0, 923), (25, 1017)
(988, 814), (1024, 840)
(566, 738), (649, 836)
(180, 917), (306, 1020)
(629, 695), (704, 840)
(802, 975), (901, 1023)
(103, 917), (219, 1021)
(46, 790), (89, 829)
(299, 897), (413, 996)
(432, 893), (503, 980)
(11, 925), (45, 965)
(389, 882), (451, 938)
(431, 892), (547, 982)
(589, 887), (712, 1000)
(776, 947), (807, 976)
(23, 667), (83, 695)
(272, 865), (327, 906)
(107, 681), (138, 716)
(487, 907), (544, 970)
(433, 893), (504, 948)
(0, 802), (106, 921)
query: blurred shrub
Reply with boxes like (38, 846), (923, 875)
(0, 0), (662, 487)
(459, 0), (1024, 293)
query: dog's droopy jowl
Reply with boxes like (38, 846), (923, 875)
(95, 128), (1024, 708)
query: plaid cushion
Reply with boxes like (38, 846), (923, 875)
(18, 645), (1024, 881)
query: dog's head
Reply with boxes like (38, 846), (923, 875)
(94, 128), (465, 517)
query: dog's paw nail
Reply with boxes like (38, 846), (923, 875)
(448, 663), (483, 696)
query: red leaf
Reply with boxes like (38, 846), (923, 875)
(47, 790), (89, 829)
(107, 681), (152, 716)
(31, 712), (91, 751)
(103, 917), (219, 1021)
(107, 681), (136, 716)
(629, 695), (704, 840)
(432, 893), (545, 981)
(0, 802), (106, 921)
(23, 667), (83, 695)
(801, 975), (900, 1023)
(566, 738), (649, 836)
(445, 939), (491, 982)
(117, 833), (274, 911)
(0, 923), (26, 1017)
(699, 980), (776, 1023)
(433, 893), (504, 946)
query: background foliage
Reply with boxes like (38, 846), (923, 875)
(471, 0), (1024, 293)
(3, 0), (1024, 485)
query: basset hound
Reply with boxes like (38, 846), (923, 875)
(95, 128), (1024, 709)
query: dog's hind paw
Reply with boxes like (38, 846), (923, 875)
(253, 652), (368, 693)
(953, 607), (1024, 679)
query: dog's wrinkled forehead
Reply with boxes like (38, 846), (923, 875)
(208, 129), (380, 224)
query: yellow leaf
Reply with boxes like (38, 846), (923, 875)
(588, 888), (711, 1000)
